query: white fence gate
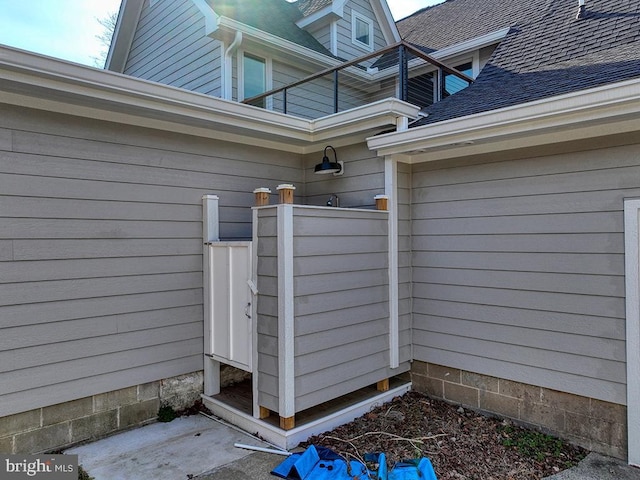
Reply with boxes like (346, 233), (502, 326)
(206, 242), (254, 372)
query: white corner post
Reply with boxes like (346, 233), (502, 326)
(277, 204), (296, 421)
(624, 198), (640, 467)
(385, 156), (400, 369)
(203, 195), (220, 396)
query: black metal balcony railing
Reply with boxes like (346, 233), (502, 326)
(242, 40), (474, 120)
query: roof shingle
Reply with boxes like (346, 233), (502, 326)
(398, 0), (640, 125)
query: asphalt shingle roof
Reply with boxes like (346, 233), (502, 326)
(207, 0), (332, 55)
(296, 0), (333, 17)
(398, 0), (640, 125)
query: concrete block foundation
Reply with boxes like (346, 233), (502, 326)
(0, 371), (204, 454)
(411, 361), (627, 459)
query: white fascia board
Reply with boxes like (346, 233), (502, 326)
(0, 46), (416, 154)
(105, 0), (145, 73)
(371, 0), (401, 44)
(296, 3), (344, 29)
(0, 46), (310, 141)
(367, 77), (640, 162)
(430, 27), (511, 62)
(191, 0), (219, 35)
(311, 98), (419, 134)
(217, 17), (337, 68)
(362, 27), (511, 84)
(368, 27), (511, 82)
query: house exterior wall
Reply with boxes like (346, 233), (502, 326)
(338, 0), (388, 63)
(124, 0), (222, 96)
(0, 102), (303, 421)
(306, 23), (333, 54)
(0, 373), (203, 455)
(303, 143), (385, 208)
(410, 144), (637, 409)
(398, 162), (413, 365)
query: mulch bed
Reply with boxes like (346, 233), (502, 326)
(303, 391), (588, 479)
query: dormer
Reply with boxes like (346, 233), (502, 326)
(295, 0), (400, 57)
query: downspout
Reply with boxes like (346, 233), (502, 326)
(223, 31), (243, 100)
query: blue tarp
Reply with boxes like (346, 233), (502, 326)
(272, 445), (437, 480)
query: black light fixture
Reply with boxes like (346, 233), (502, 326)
(314, 145), (343, 175)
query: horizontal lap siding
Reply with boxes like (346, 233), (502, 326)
(398, 162), (412, 364)
(292, 209), (395, 411)
(338, 0), (388, 64)
(304, 143), (385, 209)
(256, 210), (279, 411)
(124, 0), (221, 96)
(411, 144), (640, 404)
(0, 104), (302, 417)
(272, 62), (335, 119)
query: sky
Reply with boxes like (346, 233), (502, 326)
(0, 0), (444, 67)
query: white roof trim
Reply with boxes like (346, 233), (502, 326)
(395, 27), (512, 77)
(430, 27), (511, 61)
(297, 0), (399, 45)
(191, 0), (219, 35)
(216, 16), (337, 67)
(105, 0), (144, 73)
(371, 0), (401, 44)
(367, 77), (640, 162)
(296, 1), (346, 29)
(0, 46), (419, 154)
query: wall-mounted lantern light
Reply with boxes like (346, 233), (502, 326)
(314, 145), (344, 176)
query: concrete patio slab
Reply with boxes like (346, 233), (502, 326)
(544, 453), (640, 480)
(65, 414), (273, 480)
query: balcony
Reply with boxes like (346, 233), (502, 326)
(243, 41), (474, 120)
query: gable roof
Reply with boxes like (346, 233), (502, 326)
(398, 0), (640, 125)
(207, 0), (333, 55)
(297, 0), (333, 17)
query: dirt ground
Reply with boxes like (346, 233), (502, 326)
(303, 391), (588, 480)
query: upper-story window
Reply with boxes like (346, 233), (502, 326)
(352, 11), (374, 51)
(243, 54), (266, 104)
(241, 53), (273, 109)
(443, 62), (473, 97)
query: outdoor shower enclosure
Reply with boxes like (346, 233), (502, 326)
(202, 194), (411, 445)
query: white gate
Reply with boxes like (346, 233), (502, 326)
(624, 199), (640, 466)
(206, 242), (253, 372)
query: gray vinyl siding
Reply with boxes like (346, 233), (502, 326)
(254, 204), (410, 415)
(0, 103), (303, 418)
(337, 0), (387, 63)
(398, 162), (412, 364)
(270, 61), (376, 119)
(303, 143), (385, 208)
(256, 208), (280, 412)
(124, 0), (221, 97)
(291, 208), (395, 411)
(410, 144), (640, 405)
(269, 60), (335, 118)
(308, 24), (332, 53)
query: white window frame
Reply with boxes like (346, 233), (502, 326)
(433, 52), (479, 102)
(238, 51), (273, 110)
(351, 10), (374, 52)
